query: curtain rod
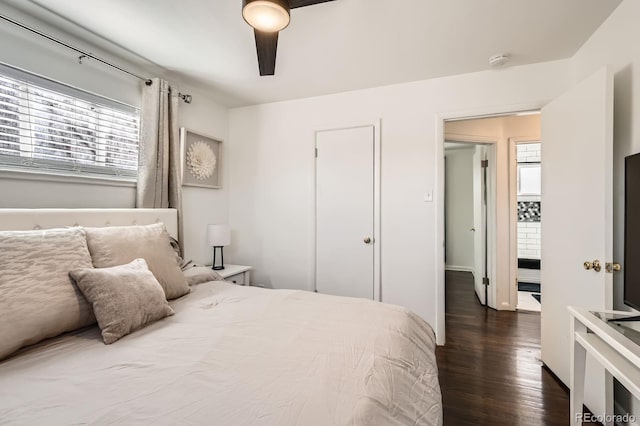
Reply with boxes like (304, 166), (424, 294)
(0, 14), (153, 85)
(1, 14), (194, 103)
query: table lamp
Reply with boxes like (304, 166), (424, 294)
(207, 224), (231, 270)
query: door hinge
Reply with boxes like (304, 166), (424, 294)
(483, 277), (490, 286)
(481, 160), (489, 168)
(315, 148), (318, 158)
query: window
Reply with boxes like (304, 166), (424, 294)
(0, 63), (140, 181)
(517, 163), (541, 196)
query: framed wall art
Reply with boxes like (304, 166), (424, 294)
(180, 128), (222, 189)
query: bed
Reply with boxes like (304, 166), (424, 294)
(0, 209), (442, 425)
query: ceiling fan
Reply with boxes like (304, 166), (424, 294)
(242, 0), (337, 76)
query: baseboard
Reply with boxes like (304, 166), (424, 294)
(445, 265), (475, 273)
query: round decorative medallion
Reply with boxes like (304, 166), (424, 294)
(186, 141), (217, 180)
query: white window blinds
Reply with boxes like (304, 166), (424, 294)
(0, 63), (140, 181)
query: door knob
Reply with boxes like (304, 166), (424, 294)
(364, 237), (372, 244)
(583, 260), (602, 272)
(606, 262), (622, 273)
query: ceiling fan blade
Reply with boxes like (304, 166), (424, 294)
(254, 30), (279, 76)
(290, 0), (336, 9)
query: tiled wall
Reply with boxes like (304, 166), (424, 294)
(517, 143), (541, 260)
(518, 201), (541, 222)
(517, 143), (541, 162)
(518, 222), (541, 259)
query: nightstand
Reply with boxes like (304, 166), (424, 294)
(218, 265), (252, 286)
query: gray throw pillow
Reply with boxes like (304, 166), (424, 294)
(0, 227), (96, 361)
(69, 259), (175, 345)
(84, 223), (189, 300)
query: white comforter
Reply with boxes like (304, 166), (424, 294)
(0, 282), (442, 425)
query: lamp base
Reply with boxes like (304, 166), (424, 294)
(211, 246), (226, 271)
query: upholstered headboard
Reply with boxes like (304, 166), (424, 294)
(0, 209), (178, 238)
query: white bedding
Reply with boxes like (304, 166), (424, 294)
(0, 282), (442, 425)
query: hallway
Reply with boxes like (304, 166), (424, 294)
(435, 271), (574, 425)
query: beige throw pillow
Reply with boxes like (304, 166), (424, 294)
(183, 266), (224, 286)
(0, 227), (96, 361)
(84, 223), (189, 300)
(69, 259), (175, 344)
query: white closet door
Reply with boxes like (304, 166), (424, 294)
(316, 126), (374, 299)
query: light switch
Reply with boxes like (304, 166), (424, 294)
(424, 191), (433, 202)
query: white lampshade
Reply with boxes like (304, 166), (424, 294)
(207, 224), (231, 247)
(242, 0), (290, 32)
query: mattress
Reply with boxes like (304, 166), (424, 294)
(0, 282), (442, 425)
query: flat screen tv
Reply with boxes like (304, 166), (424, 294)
(624, 152), (640, 311)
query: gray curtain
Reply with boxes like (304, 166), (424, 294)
(137, 78), (183, 252)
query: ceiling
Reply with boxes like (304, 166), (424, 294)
(4, 0), (622, 107)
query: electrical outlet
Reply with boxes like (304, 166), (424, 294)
(424, 191), (433, 202)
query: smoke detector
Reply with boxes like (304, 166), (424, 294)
(489, 54), (509, 67)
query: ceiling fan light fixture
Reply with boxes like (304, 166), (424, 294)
(243, 0), (290, 32)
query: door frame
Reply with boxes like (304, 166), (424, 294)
(312, 120), (382, 301)
(509, 137), (542, 311)
(443, 139), (498, 307)
(435, 103), (547, 345)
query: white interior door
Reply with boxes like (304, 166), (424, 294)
(541, 67), (614, 416)
(473, 146), (486, 304)
(316, 126), (375, 299)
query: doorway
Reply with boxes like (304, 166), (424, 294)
(436, 67), (614, 416)
(444, 141), (494, 306)
(441, 113), (541, 314)
(513, 141), (542, 312)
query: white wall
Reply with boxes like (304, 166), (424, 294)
(569, 0), (640, 419)
(444, 146), (475, 271)
(179, 94), (229, 264)
(0, 4), (229, 264)
(228, 59), (571, 338)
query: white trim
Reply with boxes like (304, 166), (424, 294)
(435, 101), (549, 346)
(445, 265), (475, 273)
(445, 133), (499, 144)
(312, 121), (382, 302)
(486, 144), (498, 309)
(373, 119), (382, 302)
(0, 168), (136, 187)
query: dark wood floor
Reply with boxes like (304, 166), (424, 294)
(436, 271), (575, 425)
